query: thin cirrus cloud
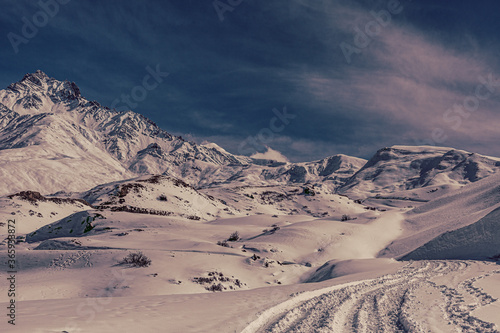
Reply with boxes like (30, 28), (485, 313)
(299, 2), (500, 158)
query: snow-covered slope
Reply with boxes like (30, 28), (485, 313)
(0, 190), (92, 234)
(402, 206), (500, 260)
(257, 154), (366, 188)
(379, 171), (500, 258)
(338, 145), (500, 199)
(80, 174), (238, 220)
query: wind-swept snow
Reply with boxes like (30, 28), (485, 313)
(402, 206), (500, 260)
(380, 172), (500, 258)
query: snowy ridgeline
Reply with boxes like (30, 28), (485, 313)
(1, 71), (500, 199)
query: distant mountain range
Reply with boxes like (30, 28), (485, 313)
(338, 145), (500, 198)
(1, 71), (499, 197)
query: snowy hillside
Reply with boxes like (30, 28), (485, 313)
(0, 190), (92, 234)
(402, 206), (500, 260)
(80, 174), (238, 220)
(338, 145), (500, 199)
(379, 171), (500, 259)
(191, 154), (366, 191)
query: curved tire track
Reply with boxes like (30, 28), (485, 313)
(243, 260), (500, 333)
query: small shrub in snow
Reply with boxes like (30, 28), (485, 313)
(341, 214), (353, 221)
(251, 254), (261, 261)
(120, 251), (151, 267)
(206, 283), (225, 292)
(157, 194), (168, 201)
(227, 231), (240, 242)
(193, 271), (245, 292)
(303, 187), (315, 196)
(263, 226), (280, 235)
(217, 240), (231, 248)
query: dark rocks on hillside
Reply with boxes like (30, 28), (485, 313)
(8, 191), (92, 207)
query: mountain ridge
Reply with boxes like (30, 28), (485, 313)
(1, 71), (499, 197)
(338, 145), (500, 199)
(0, 71), (366, 196)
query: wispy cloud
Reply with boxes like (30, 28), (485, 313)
(296, 1), (500, 157)
(250, 147), (289, 162)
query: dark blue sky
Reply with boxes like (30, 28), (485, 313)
(1, 0), (500, 161)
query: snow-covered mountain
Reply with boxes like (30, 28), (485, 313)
(0, 71), (255, 196)
(189, 154), (367, 192)
(1, 71), (499, 202)
(0, 71), (366, 196)
(338, 145), (500, 199)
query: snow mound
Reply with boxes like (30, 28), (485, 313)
(34, 238), (83, 250)
(80, 174), (237, 220)
(401, 207), (500, 260)
(0, 190), (93, 234)
(305, 258), (399, 282)
(379, 172), (500, 258)
(26, 211), (106, 242)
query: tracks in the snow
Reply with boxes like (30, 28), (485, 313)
(244, 260), (500, 333)
(48, 250), (93, 270)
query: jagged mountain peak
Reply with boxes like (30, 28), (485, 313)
(20, 69), (49, 84)
(2, 70), (83, 114)
(10, 70), (73, 93)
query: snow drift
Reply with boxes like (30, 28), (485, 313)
(402, 206), (500, 260)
